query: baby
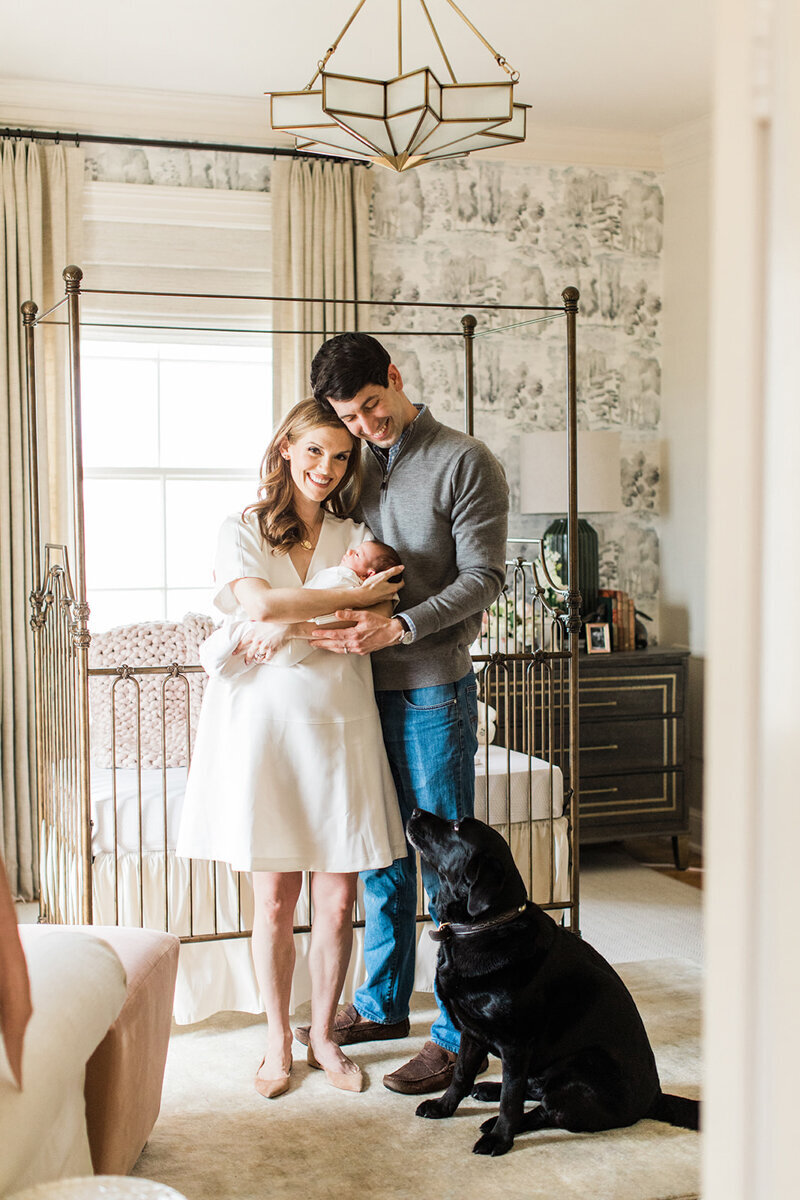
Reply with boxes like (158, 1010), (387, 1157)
(200, 539), (401, 678)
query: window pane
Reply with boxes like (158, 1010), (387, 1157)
(88, 589), (166, 633)
(165, 343), (271, 363)
(167, 588), (219, 623)
(84, 479), (164, 590)
(83, 340), (165, 360)
(159, 360), (271, 469)
(165, 478), (254, 589)
(81, 357), (159, 467)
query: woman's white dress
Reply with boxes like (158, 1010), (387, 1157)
(176, 511), (406, 873)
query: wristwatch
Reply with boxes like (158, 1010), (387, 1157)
(395, 615), (414, 645)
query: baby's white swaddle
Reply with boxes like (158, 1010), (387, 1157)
(199, 563), (361, 679)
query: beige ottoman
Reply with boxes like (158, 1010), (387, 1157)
(81, 927), (180, 1176)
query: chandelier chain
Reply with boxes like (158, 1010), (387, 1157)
(304, 0), (370, 90)
(303, 0), (519, 91)
(418, 0), (458, 83)
(442, 0), (519, 82)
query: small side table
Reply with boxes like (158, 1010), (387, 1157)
(8, 1177), (187, 1200)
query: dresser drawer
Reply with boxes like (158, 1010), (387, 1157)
(578, 770), (685, 829)
(579, 666), (684, 717)
(488, 667), (684, 727)
(579, 717), (683, 775)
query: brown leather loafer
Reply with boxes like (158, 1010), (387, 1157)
(294, 1003), (410, 1047)
(382, 1040), (490, 1095)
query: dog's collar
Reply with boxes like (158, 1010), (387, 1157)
(429, 903), (527, 942)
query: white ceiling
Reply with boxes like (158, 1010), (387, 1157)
(1, 0), (712, 137)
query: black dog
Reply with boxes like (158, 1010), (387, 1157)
(407, 809), (699, 1156)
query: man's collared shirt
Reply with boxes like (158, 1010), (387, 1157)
(367, 403), (427, 477)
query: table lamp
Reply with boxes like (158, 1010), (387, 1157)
(519, 431), (621, 618)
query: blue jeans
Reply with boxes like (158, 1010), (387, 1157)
(354, 671), (479, 1053)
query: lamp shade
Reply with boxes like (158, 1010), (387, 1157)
(520, 431), (621, 621)
(519, 431), (621, 515)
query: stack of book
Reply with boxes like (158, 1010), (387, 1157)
(597, 588), (636, 651)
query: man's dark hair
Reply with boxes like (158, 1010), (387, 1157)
(310, 332), (391, 408)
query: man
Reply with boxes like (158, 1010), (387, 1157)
(294, 331), (509, 1095)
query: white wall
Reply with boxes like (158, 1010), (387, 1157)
(660, 118), (712, 848)
(704, 0), (800, 1195)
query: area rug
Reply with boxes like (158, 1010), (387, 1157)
(133, 958), (701, 1200)
(580, 847), (704, 965)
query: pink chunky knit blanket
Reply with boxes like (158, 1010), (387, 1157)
(88, 612), (216, 769)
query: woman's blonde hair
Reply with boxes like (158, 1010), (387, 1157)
(243, 398), (362, 553)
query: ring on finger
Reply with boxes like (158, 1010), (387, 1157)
(343, 646), (349, 654)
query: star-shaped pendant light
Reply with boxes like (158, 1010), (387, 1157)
(269, 0), (528, 172)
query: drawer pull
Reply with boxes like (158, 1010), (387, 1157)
(580, 700), (618, 708)
(584, 744), (619, 752)
(582, 787), (619, 796)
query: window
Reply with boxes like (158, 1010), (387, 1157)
(82, 337), (272, 631)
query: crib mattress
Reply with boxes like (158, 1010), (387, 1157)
(474, 745), (563, 826)
(90, 748), (564, 855)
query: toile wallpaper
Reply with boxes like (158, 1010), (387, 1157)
(84, 146), (663, 638)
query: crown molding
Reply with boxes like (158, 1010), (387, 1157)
(660, 115), (712, 168)
(2, 77), (669, 171)
(483, 121), (664, 170)
(0, 76), (287, 148)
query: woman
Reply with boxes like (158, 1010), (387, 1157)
(177, 399), (406, 1097)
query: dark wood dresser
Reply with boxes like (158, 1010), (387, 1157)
(574, 646), (690, 867)
(483, 644), (690, 869)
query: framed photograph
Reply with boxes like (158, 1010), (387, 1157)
(585, 622), (611, 654)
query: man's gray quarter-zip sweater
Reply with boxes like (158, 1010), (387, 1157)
(356, 406), (509, 691)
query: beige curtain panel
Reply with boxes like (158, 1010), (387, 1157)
(271, 158), (372, 420)
(0, 139), (83, 897)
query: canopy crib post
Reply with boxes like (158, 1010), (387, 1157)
(461, 313), (476, 436)
(64, 264), (93, 925)
(562, 285), (581, 932)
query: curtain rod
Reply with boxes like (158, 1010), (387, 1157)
(0, 126), (371, 167)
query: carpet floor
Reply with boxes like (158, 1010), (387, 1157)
(579, 846), (704, 966)
(134, 890), (702, 1200)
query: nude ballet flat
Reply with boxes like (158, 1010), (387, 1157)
(255, 1055), (292, 1099)
(307, 1045), (364, 1093)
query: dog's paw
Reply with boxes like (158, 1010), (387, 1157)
(479, 1114), (498, 1134)
(416, 1098), (449, 1120)
(473, 1130), (513, 1157)
(472, 1081), (501, 1103)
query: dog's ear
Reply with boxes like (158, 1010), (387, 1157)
(464, 853), (506, 916)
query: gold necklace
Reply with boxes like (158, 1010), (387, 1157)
(300, 517), (322, 551)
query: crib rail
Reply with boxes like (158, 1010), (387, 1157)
(31, 553), (576, 941)
(32, 545), (91, 925)
(470, 556), (574, 922)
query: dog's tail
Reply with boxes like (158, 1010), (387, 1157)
(647, 1091), (700, 1130)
